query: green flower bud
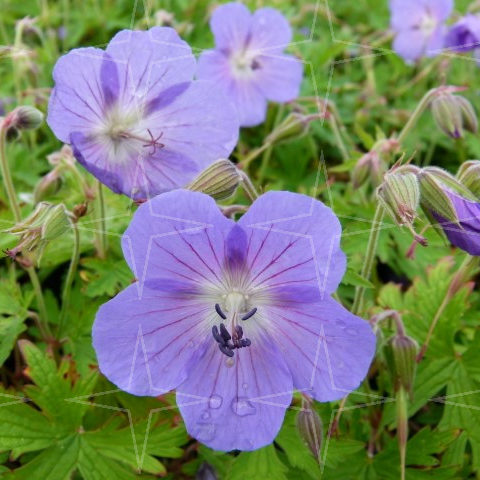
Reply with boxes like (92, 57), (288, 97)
(7, 105), (44, 132)
(430, 93), (477, 139)
(457, 160), (480, 198)
(6, 202), (71, 265)
(418, 167), (477, 224)
(296, 403), (323, 461)
(265, 113), (318, 145)
(187, 159), (242, 200)
(376, 168), (420, 226)
(385, 333), (418, 398)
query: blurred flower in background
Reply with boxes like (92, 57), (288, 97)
(197, 2), (303, 127)
(389, 0), (453, 62)
(445, 13), (480, 52)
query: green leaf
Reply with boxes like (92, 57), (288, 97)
(229, 445), (288, 480)
(81, 258), (132, 298)
(342, 268), (375, 288)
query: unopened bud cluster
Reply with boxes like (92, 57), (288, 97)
(5, 202), (71, 266)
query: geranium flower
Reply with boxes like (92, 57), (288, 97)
(93, 190), (376, 451)
(47, 27), (239, 200)
(445, 14), (480, 53)
(389, 0), (453, 62)
(197, 2), (303, 127)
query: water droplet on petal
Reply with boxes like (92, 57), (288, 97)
(231, 397), (257, 417)
(209, 395), (222, 409)
(201, 411), (210, 420)
(242, 383), (248, 390)
(195, 422), (216, 441)
(187, 340), (194, 348)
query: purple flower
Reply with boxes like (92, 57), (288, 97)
(197, 2), (303, 127)
(47, 28), (239, 200)
(430, 190), (480, 256)
(445, 14), (480, 53)
(92, 189), (376, 451)
(389, 0), (453, 62)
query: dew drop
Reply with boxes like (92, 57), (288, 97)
(195, 422), (216, 441)
(242, 383), (248, 390)
(201, 411), (210, 420)
(231, 397), (257, 417)
(187, 340), (194, 348)
(209, 394), (223, 409)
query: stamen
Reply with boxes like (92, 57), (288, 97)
(219, 343), (234, 357)
(215, 303), (227, 319)
(241, 338), (251, 347)
(212, 325), (225, 345)
(235, 325), (243, 338)
(219, 323), (231, 342)
(241, 307), (257, 321)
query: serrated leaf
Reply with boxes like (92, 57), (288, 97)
(82, 258), (132, 298)
(229, 445), (288, 480)
(342, 268), (374, 288)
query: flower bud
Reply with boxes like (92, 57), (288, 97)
(187, 159), (242, 200)
(457, 160), (480, 198)
(296, 402), (323, 460)
(5, 105), (44, 133)
(34, 170), (62, 202)
(430, 93), (478, 139)
(265, 113), (318, 145)
(5, 202), (71, 265)
(385, 333), (418, 398)
(376, 168), (420, 226)
(418, 167), (476, 224)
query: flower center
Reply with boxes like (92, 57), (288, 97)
(96, 104), (165, 159)
(211, 291), (258, 358)
(230, 49), (261, 78)
(420, 11), (437, 37)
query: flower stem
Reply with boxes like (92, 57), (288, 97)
(396, 387), (408, 480)
(238, 142), (272, 170)
(57, 220), (80, 338)
(95, 180), (107, 258)
(0, 120), (51, 338)
(352, 203), (385, 315)
(0, 125), (22, 221)
(329, 114), (349, 162)
(239, 170), (259, 202)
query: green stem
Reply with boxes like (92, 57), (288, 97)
(239, 171), (259, 202)
(396, 387), (408, 480)
(1, 121), (51, 338)
(58, 220), (80, 338)
(352, 204), (385, 315)
(329, 114), (349, 162)
(0, 126), (21, 221)
(95, 180), (107, 258)
(238, 142), (272, 170)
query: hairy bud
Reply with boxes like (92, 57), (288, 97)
(188, 159), (242, 200)
(418, 167), (477, 224)
(385, 332), (418, 398)
(376, 168), (420, 227)
(431, 92), (478, 138)
(6, 106), (44, 132)
(5, 202), (71, 265)
(457, 160), (480, 198)
(296, 402), (323, 461)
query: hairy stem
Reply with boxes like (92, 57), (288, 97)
(95, 180), (107, 258)
(58, 220), (80, 338)
(352, 204), (385, 315)
(1, 121), (51, 338)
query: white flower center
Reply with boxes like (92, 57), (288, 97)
(420, 11), (437, 38)
(230, 49), (261, 78)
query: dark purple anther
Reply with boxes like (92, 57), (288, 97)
(212, 325), (225, 345)
(235, 325), (243, 339)
(219, 343), (234, 357)
(219, 323), (231, 341)
(241, 307), (257, 321)
(215, 303), (227, 319)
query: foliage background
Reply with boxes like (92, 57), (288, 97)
(0, 0), (480, 478)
